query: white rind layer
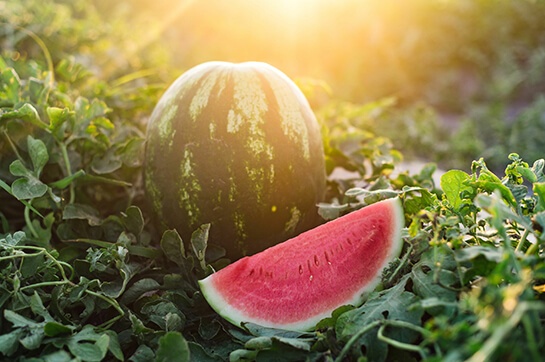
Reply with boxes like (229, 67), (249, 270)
(198, 197), (405, 332)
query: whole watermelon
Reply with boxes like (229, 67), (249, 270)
(144, 61), (326, 259)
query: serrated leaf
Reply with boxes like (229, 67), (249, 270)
(440, 169), (472, 209)
(155, 331), (190, 362)
(19, 328), (44, 350)
(4, 309), (40, 327)
(411, 260), (458, 303)
(1, 103), (47, 128)
(532, 159), (545, 183)
(335, 276), (422, 362)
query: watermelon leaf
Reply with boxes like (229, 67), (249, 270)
(155, 331), (190, 362)
(191, 224), (211, 271)
(440, 169), (472, 210)
(160, 229), (187, 265)
(335, 275), (423, 362)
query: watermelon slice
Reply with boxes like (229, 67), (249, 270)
(198, 197), (404, 331)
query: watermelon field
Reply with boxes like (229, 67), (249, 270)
(2, 0), (545, 361)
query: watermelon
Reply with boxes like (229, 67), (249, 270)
(144, 61), (326, 259)
(198, 197), (405, 331)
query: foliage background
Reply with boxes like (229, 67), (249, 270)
(1, 0), (545, 361)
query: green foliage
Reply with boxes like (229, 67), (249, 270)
(1, 1), (545, 361)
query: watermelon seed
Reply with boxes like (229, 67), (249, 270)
(307, 260), (312, 273)
(324, 251), (331, 265)
(314, 255), (320, 266)
(249, 269), (255, 276)
(346, 238), (353, 245)
(298, 265), (304, 274)
(309, 275), (314, 281)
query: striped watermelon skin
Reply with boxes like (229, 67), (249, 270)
(144, 61), (326, 259)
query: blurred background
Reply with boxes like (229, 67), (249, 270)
(2, 0), (545, 173)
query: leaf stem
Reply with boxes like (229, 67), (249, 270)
(58, 141), (76, 204)
(515, 229), (530, 254)
(84, 289), (125, 329)
(335, 320), (382, 362)
(377, 321), (429, 359)
(24, 205), (39, 239)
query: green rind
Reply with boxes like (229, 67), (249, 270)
(144, 61), (326, 259)
(199, 197), (405, 332)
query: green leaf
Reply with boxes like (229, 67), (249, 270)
(4, 309), (40, 328)
(160, 229), (186, 265)
(120, 137), (145, 168)
(91, 148), (122, 174)
(67, 341), (105, 362)
(244, 336), (273, 350)
(104, 330), (124, 361)
(1, 103), (47, 128)
(27, 135), (49, 177)
(0, 68), (21, 105)
(335, 276), (423, 362)
(9, 159), (48, 200)
(120, 278), (161, 305)
(0, 179), (44, 216)
(440, 169), (472, 209)
(155, 331), (190, 362)
(62, 203), (102, 226)
(10, 177), (48, 200)
(44, 322), (74, 337)
(129, 345), (155, 362)
(122, 205), (144, 237)
(191, 224), (210, 270)
(0, 330), (23, 356)
(533, 182), (545, 212)
(317, 202), (349, 221)
(455, 246), (505, 263)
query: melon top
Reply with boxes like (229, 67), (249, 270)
(144, 61), (326, 259)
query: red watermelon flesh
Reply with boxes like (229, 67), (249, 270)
(198, 197), (404, 331)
